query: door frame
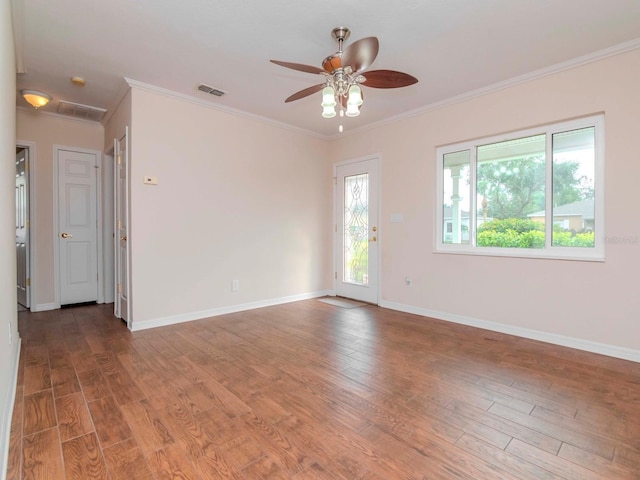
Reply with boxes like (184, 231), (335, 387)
(16, 140), (36, 310)
(113, 129), (131, 328)
(52, 145), (104, 308)
(333, 154), (381, 304)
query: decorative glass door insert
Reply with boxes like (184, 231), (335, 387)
(343, 173), (369, 285)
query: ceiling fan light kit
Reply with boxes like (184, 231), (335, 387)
(271, 26), (417, 124)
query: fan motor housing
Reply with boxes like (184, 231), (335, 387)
(322, 54), (342, 74)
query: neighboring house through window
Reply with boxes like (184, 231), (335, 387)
(436, 115), (604, 260)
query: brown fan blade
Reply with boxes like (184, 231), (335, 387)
(285, 84), (324, 103)
(270, 60), (324, 75)
(341, 37), (379, 73)
(361, 70), (418, 88)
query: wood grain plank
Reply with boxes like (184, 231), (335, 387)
(22, 428), (65, 480)
(56, 392), (94, 442)
(506, 438), (609, 480)
(455, 433), (558, 480)
(77, 368), (112, 401)
(120, 399), (175, 454)
(23, 364), (51, 395)
(240, 454), (288, 479)
(559, 442), (640, 479)
(103, 437), (155, 480)
(51, 366), (81, 397)
(488, 402), (616, 461)
(146, 444), (203, 480)
(23, 390), (56, 436)
(87, 395), (133, 448)
(62, 432), (109, 480)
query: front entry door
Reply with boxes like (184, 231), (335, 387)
(57, 148), (99, 305)
(335, 157), (379, 304)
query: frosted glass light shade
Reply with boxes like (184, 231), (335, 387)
(21, 90), (51, 109)
(322, 105), (337, 118)
(345, 102), (360, 117)
(321, 86), (336, 107)
(347, 85), (363, 106)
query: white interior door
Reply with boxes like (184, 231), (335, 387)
(114, 131), (129, 324)
(57, 148), (99, 305)
(335, 157), (379, 304)
(16, 148), (29, 308)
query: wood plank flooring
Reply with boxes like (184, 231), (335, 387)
(6, 301), (640, 479)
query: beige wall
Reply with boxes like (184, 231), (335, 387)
(9, 46), (640, 359)
(103, 90), (131, 152)
(1, 0), (19, 472)
(128, 87), (333, 327)
(16, 110), (104, 308)
(331, 49), (640, 355)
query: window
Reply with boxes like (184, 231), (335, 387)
(436, 115), (603, 260)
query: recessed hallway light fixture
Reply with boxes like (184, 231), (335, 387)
(21, 90), (51, 109)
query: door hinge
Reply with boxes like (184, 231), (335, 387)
(26, 278), (30, 287)
(335, 272), (337, 280)
(333, 176), (337, 185)
(26, 220), (29, 228)
(117, 155), (122, 165)
(117, 220), (121, 230)
(334, 224), (337, 233)
(117, 283), (122, 294)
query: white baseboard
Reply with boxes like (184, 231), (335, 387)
(379, 300), (640, 363)
(31, 303), (56, 312)
(0, 339), (21, 480)
(131, 290), (333, 332)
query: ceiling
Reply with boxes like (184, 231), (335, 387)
(13, 0), (640, 137)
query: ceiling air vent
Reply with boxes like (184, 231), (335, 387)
(57, 100), (107, 122)
(197, 83), (226, 97)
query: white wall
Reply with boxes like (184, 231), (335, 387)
(1, 0), (20, 476)
(16, 111), (104, 309)
(331, 49), (640, 358)
(128, 87), (333, 328)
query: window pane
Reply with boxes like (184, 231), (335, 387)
(343, 173), (368, 285)
(552, 127), (595, 247)
(443, 150), (470, 244)
(476, 134), (546, 248)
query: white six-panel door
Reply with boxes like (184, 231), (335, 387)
(57, 148), (99, 305)
(16, 148), (29, 307)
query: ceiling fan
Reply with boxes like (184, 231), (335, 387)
(270, 27), (418, 119)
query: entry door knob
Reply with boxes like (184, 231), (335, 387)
(61, 232), (73, 239)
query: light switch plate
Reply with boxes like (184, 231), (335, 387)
(144, 176), (158, 185)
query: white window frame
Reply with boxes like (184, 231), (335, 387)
(435, 114), (604, 261)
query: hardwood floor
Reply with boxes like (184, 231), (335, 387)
(6, 301), (640, 479)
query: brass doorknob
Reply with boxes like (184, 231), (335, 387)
(120, 235), (127, 241)
(61, 232), (73, 239)
(372, 226), (377, 232)
(369, 236), (377, 242)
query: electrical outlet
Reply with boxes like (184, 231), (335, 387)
(405, 276), (412, 287)
(232, 279), (239, 292)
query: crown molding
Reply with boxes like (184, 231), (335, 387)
(331, 37), (640, 140)
(124, 78), (326, 140)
